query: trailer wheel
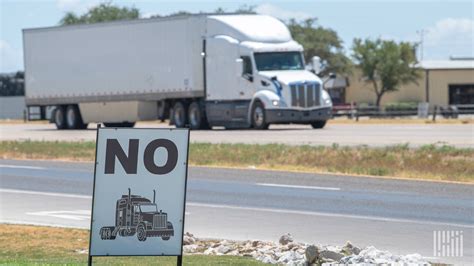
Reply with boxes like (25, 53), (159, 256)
(53, 106), (67, 130)
(172, 102), (187, 128)
(311, 120), (327, 129)
(137, 224), (147, 242)
(188, 101), (209, 130)
(66, 105), (87, 129)
(251, 101), (269, 130)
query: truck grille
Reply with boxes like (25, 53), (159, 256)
(153, 214), (167, 229)
(290, 82), (320, 108)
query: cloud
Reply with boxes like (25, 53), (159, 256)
(255, 3), (312, 21)
(423, 18), (474, 58)
(0, 40), (23, 72)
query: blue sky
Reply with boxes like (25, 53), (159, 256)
(1, 0), (473, 72)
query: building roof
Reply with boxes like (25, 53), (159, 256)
(418, 60), (474, 70)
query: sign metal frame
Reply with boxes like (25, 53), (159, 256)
(88, 125), (190, 266)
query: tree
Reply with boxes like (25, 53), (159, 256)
(352, 38), (420, 106)
(0, 71), (24, 96)
(288, 18), (352, 76)
(59, 3), (139, 25)
(234, 5), (256, 14)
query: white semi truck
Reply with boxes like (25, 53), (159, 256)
(23, 14), (332, 130)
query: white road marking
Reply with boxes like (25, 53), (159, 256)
(256, 183), (341, 191)
(3, 189), (472, 229)
(26, 210), (90, 221)
(187, 202), (474, 229)
(0, 164), (46, 170)
(0, 188), (92, 199)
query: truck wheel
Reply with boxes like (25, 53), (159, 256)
(66, 105), (87, 129)
(172, 102), (187, 128)
(137, 224), (147, 242)
(251, 101), (269, 130)
(162, 222), (173, 240)
(188, 101), (209, 130)
(53, 106), (67, 130)
(311, 121), (327, 129)
(103, 122), (135, 128)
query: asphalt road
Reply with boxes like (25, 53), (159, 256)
(0, 159), (472, 264)
(1, 122), (473, 147)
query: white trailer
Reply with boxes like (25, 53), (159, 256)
(23, 14), (332, 130)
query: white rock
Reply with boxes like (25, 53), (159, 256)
(227, 250), (240, 256)
(261, 256), (277, 264)
(183, 244), (198, 253)
(203, 247), (216, 255)
(216, 245), (231, 254)
(279, 233), (294, 245)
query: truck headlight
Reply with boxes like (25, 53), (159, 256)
(272, 100), (279, 106)
(321, 90), (332, 106)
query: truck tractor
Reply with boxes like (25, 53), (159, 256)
(99, 188), (174, 242)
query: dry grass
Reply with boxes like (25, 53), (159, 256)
(190, 143), (474, 182)
(1, 140), (473, 182)
(0, 224), (264, 265)
(0, 119), (48, 124)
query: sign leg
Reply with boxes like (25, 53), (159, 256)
(88, 255), (92, 266)
(177, 255), (183, 266)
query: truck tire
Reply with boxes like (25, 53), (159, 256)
(188, 101), (209, 130)
(161, 222), (174, 241)
(103, 122), (135, 128)
(137, 224), (147, 242)
(66, 105), (88, 129)
(53, 106), (67, 130)
(311, 121), (327, 129)
(172, 102), (187, 128)
(251, 101), (269, 130)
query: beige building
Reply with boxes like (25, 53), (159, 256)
(331, 60), (474, 107)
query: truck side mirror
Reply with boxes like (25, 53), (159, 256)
(235, 58), (244, 77)
(311, 56), (321, 75)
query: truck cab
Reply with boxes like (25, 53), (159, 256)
(203, 15), (332, 129)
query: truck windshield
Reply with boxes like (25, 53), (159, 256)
(139, 204), (157, 213)
(254, 52), (304, 71)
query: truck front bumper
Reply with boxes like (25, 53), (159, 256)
(146, 228), (174, 237)
(265, 106), (332, 124)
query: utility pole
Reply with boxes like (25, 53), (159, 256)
(416, 29), (427, 61)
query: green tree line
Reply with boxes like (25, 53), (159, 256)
(0, 72), (24, 97)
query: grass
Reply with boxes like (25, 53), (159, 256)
(328, 117), (474, 124)
(0, 224), (265, 265)
(1, 140), (473, 182)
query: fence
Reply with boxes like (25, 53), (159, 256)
(332, 103), (474, 121)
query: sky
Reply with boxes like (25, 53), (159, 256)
(1, 0), (473, 72)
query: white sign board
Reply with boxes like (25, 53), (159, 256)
(89, 128), (189, 256)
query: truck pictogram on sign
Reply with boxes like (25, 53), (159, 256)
(99, 188), (174, 242)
